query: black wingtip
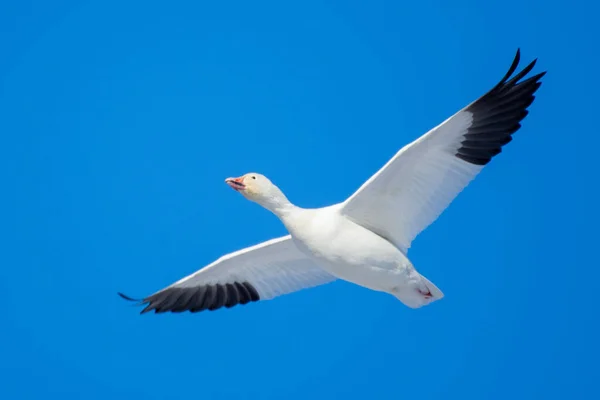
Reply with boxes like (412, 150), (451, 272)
(117, 292), (142, 302)
(496, 48), (522, 87)
(456, 48), (544, 166)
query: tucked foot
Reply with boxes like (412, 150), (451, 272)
(417, 287), (433, 299)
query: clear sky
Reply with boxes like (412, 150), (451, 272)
(1, 0), (598, 399)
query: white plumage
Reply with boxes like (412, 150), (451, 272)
(119, 49), (545, 314)
(171, 235), (335, 301)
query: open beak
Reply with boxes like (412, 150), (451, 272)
(225, 176), (246, 192)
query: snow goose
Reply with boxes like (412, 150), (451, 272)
(119, 49), (545, 314)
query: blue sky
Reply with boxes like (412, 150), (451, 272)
(1, 0), (598, 399)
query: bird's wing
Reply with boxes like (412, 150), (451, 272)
(119, 235), (335, 314)
(340, 49), (545, 253)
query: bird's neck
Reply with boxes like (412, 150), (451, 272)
(260, 190), (299, 222)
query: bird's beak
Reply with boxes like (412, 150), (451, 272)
(225, 176), (246, 192)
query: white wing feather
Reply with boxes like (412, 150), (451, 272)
(341, 50), (545, 253)
(124, 235), (335, 313)
(172, 235), (334, 299)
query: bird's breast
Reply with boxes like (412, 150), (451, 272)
(286, 209), (404, 273)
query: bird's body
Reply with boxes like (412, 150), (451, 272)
(282, 205), (438, 308)
(119, 49), (545, 315)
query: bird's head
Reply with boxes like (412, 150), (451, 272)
(225, 173), (288, 211)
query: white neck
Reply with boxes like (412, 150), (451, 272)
(256, 186), (299, 223)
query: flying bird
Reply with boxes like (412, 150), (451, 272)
(119, 49), (545, 314)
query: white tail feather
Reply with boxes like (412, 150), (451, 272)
(393, 274), (444, 309)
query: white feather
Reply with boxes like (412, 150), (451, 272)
(163, 235), (335, 300)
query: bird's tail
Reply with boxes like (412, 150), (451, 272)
(393, 274), (444, 309)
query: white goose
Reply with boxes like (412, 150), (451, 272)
(119, 49), (545, 313)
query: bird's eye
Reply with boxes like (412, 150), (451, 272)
(252, 176), (256, 179)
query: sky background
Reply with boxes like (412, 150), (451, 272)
(1, 1), (599, 399)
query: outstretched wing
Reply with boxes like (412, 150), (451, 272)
(341, 49), (545, 253)
(119, 235), (335, 314)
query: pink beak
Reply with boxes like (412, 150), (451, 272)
(225, 176), (246, 191)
